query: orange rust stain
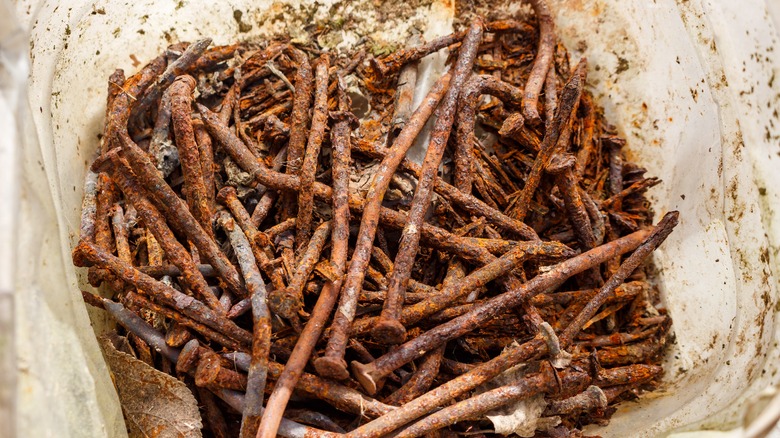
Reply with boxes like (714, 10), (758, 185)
(440, 0), (455, 13)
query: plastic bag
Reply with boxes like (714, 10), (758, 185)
(8, 0), (780, 436)
(1, 0), (26, 435)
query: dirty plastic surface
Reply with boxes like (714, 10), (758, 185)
(10, 0), (780, 436)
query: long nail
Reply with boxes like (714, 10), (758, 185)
(375, 19), (484, 346)
(350, 240), (572, 337)
(295, 54), (330, 254)
(559, 211), (679, 346)
(258, 77), (357, 438)
(281, 47), (313, 222)
(314, 71), (453, 379)
(170, 75), (214, 236)
(216, 210), (272, 438)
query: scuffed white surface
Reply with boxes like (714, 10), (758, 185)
(9, 0), (780, 436)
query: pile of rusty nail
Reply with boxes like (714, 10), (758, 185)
(73, 2), (679, 437)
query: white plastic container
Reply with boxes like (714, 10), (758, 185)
(6, 0), (780, 436)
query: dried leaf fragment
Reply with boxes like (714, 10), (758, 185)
(99, 334), (203, 438)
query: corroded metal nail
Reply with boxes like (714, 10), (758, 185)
(295, 54), (330, 254)
(375, 19), (484, 346)
(216, 210), (271, 438)
(314, 71), (453, 380)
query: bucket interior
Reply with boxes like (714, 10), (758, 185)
(20, 0), (780, 435)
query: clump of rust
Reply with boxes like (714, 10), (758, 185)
(74, 3), (677, 437)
